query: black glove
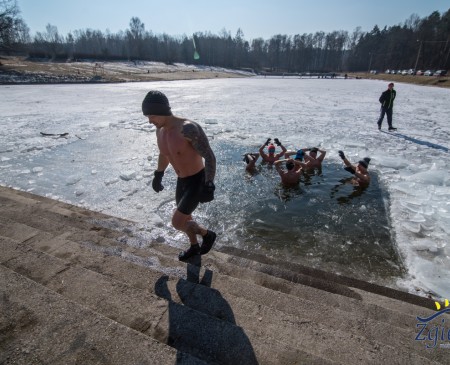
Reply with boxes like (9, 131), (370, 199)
(274, 138), (281, 146)
(264, 138), (271, 146)
(344, 166), (356, 174)
(152, 171), (164, 192)
(199, 181), (215, 203)
(338, 150), (346, 160)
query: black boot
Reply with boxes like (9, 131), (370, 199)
(200, 230), (217, 255)
(178, 243), (200, 262)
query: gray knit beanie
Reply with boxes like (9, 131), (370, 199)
(358, 157), (371, 169)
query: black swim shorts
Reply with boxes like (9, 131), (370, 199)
(175, 169), (205, 215)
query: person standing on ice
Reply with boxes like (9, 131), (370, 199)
(259, 138), (287, 164)
(142, 90), (217, 262)
(338, 150), (371, 186)
(377, 82), (397, 131)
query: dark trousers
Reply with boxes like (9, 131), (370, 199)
(377, 107), (393, 128)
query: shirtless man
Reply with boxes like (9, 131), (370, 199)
(142, 90), (217, 261)
(338, 150), (371, 186)
(303, 147), (326, 171)
(274, 158), (305, 187)
(259, 138), (287, 164)
(243, 153), (260, 174)
(285, 147), (326, 172)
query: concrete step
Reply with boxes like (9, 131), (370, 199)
(0, 264), (204, 365)
(0, 192), (128, 242)
(150, 241), (432, 327)
(219, 246), (435, 310)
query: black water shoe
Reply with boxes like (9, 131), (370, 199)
(178, 244), (200, 262)
(388, 127), (397, 131)
(200, 230), (217, 255)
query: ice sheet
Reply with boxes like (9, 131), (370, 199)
(1, 77), (449, 298)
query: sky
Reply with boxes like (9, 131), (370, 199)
(17, 0), (450, 41)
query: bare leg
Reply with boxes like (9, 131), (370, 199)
(172, 210), (207, 245)
(172, 209), (216, 259)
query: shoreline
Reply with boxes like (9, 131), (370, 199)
(1, 56), (449, 87)
(349, 71), (450, 89)
(0, 56), (249, 85)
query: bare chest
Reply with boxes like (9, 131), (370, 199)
(158, 128), (191, 157)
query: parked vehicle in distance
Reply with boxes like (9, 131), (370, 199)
(385, 69), (391, 74)
(424, 70), (434, 76)
(401, 70), (408, 75)
(434, 70), (448, 76)
(408, 69), (416, 75)
(390, 70), (396, 74)
(416, 70), (424, 75)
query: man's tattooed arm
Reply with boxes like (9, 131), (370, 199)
(182, 121), (216, 182)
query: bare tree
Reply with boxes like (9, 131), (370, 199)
(14, 7), (450, 72)
(0, 0), (29, 52)
(127, 17), (145, 59)
(34, 24), (62, 59)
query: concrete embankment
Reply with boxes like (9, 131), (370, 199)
(0, 186), (447, 364)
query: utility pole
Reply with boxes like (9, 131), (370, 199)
(413, 40), (422, 74)
(444, 37), (450, 69)
(368, 52), (373, 73)
(414, 39), (448, 72)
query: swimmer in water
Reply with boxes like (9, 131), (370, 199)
(243, 152), (260, 173)
(259, 138), (287, 164)
(285, 147), (326, 173)
(285, 148), (307, 162)
(338, 150), (371, 186)
(274, 158), (306, 187)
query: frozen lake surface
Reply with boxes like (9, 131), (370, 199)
(1, 77), (449, 299)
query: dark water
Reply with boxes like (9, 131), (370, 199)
(209, 141), (405, 284)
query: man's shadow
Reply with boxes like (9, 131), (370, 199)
(154, 259), (258, 364)
(381, 130), (449, 153)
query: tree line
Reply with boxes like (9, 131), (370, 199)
(1, 0), (449, 72)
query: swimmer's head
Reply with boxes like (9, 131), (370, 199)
(268, 144), (276, 153)
(294, 149), (304, 161)
(309, 147), (318, 156)
(286, 160), (295, 170)
(358, 157), (371, 169)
